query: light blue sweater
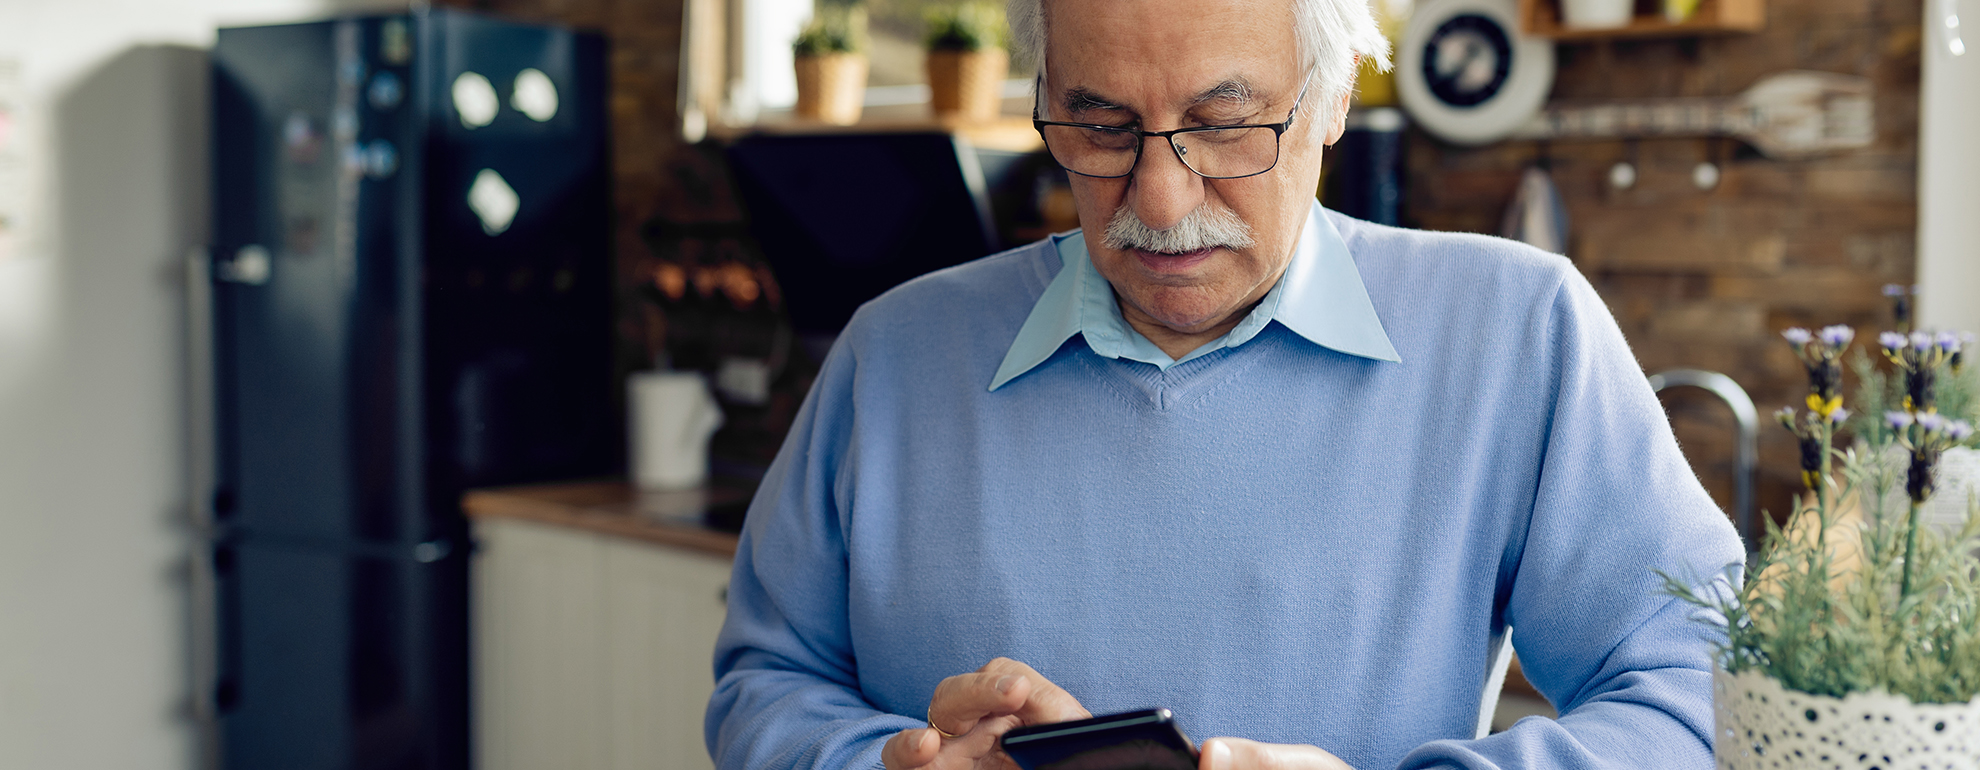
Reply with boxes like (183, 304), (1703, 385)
(708, 210), (1745, 770)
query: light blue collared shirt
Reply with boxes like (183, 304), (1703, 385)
(989, 202), (1402, 391)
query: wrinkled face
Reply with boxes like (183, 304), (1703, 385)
(1044, 0), (1349, 336)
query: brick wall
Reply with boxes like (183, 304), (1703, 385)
(1404, 0), (1922, 533)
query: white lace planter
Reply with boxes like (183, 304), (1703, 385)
(1714, 666), (1980, 770)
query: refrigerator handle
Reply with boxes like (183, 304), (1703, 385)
(412, 538), (453, 563)
(214, 244), (272, 285)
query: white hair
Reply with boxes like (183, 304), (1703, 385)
(1009, 0), (1392, 123)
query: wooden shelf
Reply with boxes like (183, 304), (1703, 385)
(1518, 0), (1763, 40)
(709, 114), (1044, 154)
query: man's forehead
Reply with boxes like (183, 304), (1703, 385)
(1042, 0), (1299, 108)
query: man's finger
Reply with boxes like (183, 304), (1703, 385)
(1201, 738), (1356, 770)
(881, 727), (941, 770)
(928, 671), (1031, 737)
(979, 658), (1092, 725)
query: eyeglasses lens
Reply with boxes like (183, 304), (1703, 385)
(1040, 125), (1280, 179)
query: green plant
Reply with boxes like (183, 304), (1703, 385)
(1664, 325), (1980, 704)
(795, 3), (867, 56)
(923, 2), (1006, 52)
(1852, 284), (1980, 449)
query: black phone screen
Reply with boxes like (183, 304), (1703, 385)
(999, 709), (1199, 770)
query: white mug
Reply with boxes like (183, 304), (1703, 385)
(628, 371), (725, 490)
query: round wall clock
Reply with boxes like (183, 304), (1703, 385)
(1396, 0), (1555, 145)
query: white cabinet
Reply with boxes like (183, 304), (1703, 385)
(474, 518), (732, 770)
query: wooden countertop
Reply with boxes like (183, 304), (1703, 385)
(463, 480), (745, 558)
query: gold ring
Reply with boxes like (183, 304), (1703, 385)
(927, 708), (962, 740)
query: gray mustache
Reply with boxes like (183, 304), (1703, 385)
(1101, 204), (1256, 253)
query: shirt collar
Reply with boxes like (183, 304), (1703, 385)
(988, 201), (1400, 391)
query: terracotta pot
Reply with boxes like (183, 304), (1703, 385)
(794, 53), (867, 125)
(1714, 666), (1980, 769)
(926, 48), (1007, 122)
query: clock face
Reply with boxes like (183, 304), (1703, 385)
(1396, 0), (1554, 145)
(1422, 14), (1514, 108)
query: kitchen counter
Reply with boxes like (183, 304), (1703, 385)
(462, 480), (747, 558)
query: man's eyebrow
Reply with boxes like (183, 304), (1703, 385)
(1190, 78), (1258, 107)
(1061, 87), (1123, 114)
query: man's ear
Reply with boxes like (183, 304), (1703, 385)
(1322, 55), (1358, 147)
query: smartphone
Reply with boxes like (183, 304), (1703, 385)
(999, 708), (1199, 770)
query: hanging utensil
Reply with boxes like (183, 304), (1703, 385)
(1510, 70), (1874, 159)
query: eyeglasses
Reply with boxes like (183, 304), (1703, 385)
(1032, 80), (1309, 180)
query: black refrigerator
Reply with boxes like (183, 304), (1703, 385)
(208, 10), (615, 769)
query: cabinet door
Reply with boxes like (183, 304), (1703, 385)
(601, 538), (731, 770)
(473, 519), (609, 770)
(473, 519), (732, 770)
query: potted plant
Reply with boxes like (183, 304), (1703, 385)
(1664, 321), (1980, 769)
(923, 2), (1007, 123)
(793, 1), (867, 125)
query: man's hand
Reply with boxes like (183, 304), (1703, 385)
(1199, 738), (1356, 770)
(882, 657), (1091, 770)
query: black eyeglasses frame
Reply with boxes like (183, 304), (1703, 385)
(1030, 79), (1312, 181)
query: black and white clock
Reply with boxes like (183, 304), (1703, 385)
(1396, 0), (1556, 145)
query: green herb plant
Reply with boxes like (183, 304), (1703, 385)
(795, 1), (868, 57)
(923, 2), (1006, 52)
(1664, 319), (1980, 705)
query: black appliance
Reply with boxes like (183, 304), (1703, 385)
(208, 10), (613, 769)
(1323, 106), (1406, 226)
(726, 132), (1001, 336)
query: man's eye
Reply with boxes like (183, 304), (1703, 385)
(1082, 129), (1138, 150)
(1191, 127), (1253, 145)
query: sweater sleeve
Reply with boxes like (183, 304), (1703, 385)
(1396, 266), (1745, 770)
(704, 336), (923, 770)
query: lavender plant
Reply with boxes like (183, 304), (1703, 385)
(1664, 324), (1980, 704)
(1848, 286), (1978, 448)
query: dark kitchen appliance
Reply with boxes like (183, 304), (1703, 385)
(725, 132), (1001, 336)
(208, 10), (614, 769)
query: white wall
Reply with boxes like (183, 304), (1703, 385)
(0, 1), (401, 768)
(1916, 0), (1980, 334)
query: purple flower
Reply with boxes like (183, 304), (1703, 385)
(1912, 331), (1934, 351)
(1782, 327), (1813, 346)
(1949, 421), (1975, 442)
(1888, 410), (1916, 430)
(1881, 331), (1908, 350)
(1938, 331), (1963, 353)
(1918, 412), (1948, 432)
(1884, 284), (1908, 297)
(1818, 325), (1855, 348)
(1830, 407), (1851, 425)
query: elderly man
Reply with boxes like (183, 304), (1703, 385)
(706, 0), (1744, 767)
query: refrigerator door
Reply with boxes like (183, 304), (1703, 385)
(213, 17), (419, 545)
(213, 538), (467, 770)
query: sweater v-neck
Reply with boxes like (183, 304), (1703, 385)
(1077, 327), (1287, 412)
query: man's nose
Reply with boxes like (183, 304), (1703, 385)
(1127, 136), (1206, 232)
